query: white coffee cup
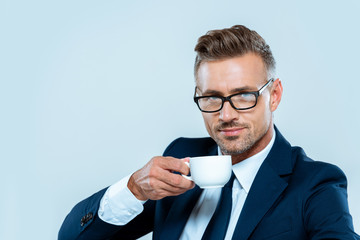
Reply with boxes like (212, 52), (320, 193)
(182, 155), (232, 188)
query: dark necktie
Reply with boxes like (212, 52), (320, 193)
(201, 172), (235, 240)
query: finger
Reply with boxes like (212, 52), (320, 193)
(156, 167), (194, 189)
(148, 163), (193, 189)
(148, 176), (194, 199)
(156, 157), (190, 176)
(146, 185), (189, 200)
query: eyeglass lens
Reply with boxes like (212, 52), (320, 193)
(197, 93), (257, 112)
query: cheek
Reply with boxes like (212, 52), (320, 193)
(202, 113), (216, 132)
(248, 104), (271, 128)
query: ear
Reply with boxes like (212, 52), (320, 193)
(270, 78), (283, 112)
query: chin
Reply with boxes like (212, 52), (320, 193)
(221, 146), (250, 155)
(217, 139), (251, 155)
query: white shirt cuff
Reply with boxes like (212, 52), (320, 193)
(98, 174), (146, 225)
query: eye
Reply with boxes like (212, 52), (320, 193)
(200, 96), (222, 105)
(233, 93), (255, 102)
(208, 96), (221, 101)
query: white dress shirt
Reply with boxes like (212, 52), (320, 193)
(98, 132), (276, 239)
(180, 132), (275, 239)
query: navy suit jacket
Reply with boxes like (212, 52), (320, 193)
(59, 128), (359, 239)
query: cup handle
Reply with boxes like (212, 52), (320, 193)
(182, 162), (193, 181)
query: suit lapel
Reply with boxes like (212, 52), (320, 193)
(158, 142), (218, 240)
(231, 161), (288, 240)
(232, 127), (293, 240)
(158, 186), (203, 240)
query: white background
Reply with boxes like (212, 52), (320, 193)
(1, 1), (359, 239)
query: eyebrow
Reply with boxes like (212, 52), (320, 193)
(200, 86), (256, 96)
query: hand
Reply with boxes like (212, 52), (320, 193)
(127, 156), (195, 201)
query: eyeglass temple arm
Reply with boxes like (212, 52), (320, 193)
(259, 78), (274, 94)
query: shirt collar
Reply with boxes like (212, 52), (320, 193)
(218, 131), (276, 193)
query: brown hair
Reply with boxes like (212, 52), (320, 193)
(194, 25), (275, 79)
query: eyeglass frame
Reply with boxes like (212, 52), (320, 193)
(193, 78), (274, 113)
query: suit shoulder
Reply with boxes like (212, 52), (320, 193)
(163, 137), (216, 158)
(291, 146), (347, 185)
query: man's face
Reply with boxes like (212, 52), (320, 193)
(196, 53), (275, 156)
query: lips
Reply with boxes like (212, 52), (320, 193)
(219, 127), (244, 137)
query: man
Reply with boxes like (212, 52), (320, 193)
(59, 25), (359, 239)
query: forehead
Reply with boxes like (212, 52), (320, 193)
(196, 53), (267, 93)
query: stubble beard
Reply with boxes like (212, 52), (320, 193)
(214, 122), (269, 156)
(217, 132), (254, 155)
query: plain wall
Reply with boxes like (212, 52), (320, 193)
(1, 0), (359, 239)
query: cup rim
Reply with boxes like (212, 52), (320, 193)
(189, 155), (231, 161)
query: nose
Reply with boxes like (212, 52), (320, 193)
(219, 101), (238, 122)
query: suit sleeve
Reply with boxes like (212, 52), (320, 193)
(58, 188), (121, 240)
(58, 187), (156, 240)
(303, 163), (359, 239)
(58, 138), (184, 240)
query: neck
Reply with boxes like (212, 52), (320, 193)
(230, 125), (274, 165)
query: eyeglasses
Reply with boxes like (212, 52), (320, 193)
(194, 78), (274, 113)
